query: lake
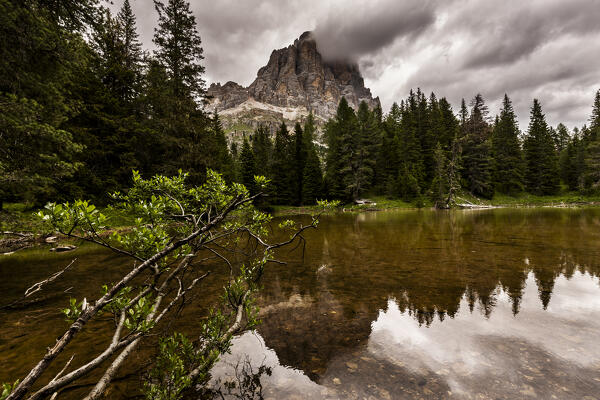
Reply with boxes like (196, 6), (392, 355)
(1, 208), (600, 399)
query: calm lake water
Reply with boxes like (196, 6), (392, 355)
(1, 208), (600, 399)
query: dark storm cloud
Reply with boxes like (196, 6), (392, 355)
(313, 0), (436, 62)
(461, 0), (600, 68)
(110, 0), (600, 128)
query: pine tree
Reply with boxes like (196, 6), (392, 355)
(271, 122), (294, 204)
(239, 137), (256, 194)
(375, 102), (401, 194)
(430, 142), (448, 208)
(301, 113), (323, 204)
(153, 0), (206, 102)
(491, 94), (524, 194)
(347, 101), (380, 199)
(438, 97), (459, 149)
(552, 123), (570, 153)
(0, 0), (93, 206)
(324, 97), (357, 200)
(152, 0), (209, 182)
(251, 125), (273, 178)
(302, 149), (323, 205)
(292, 122), (306, 205)
(461, 94), (494, 198)
(395, 92), (424, 199)
(582, 90), (600, 191)
(209, 112), (234, 182)
(560, 133), (582, 191)
(524, 99), (559, 194)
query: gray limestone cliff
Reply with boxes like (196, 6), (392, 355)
(206, 31), (380, 133)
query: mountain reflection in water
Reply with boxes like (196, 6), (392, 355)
(212, 271), (600, 399)
(2, 208), (600, 399)
(211, 208), (600, 399)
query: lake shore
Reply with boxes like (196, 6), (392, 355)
(272, 192), (600, 216)
(2, 193), (600, 251)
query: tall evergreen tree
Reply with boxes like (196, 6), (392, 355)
(301, 113), (323, 204)
(324, 97), (357, 200)
(153, 0), (206, 102)
(430, 142), (448, 208)
(152, 0), (209, 182)
(292, 122), (306, 205)
(461, 94), (494, 198)
(491, 94), (524, 194)
(560, 133), (583, 191)
(396, 92), (424, 199)
(346, 101), (380, 199)
(582, 90), (600, 191)
(251, 125), (273, 178)
(552, 123), (570, 153)
(375, 102), (401, 194)
(271, 122), (294, 204)
(209, 112), (235, 182)
(524, 99), (559, 194)
(239, 137), (256, 194)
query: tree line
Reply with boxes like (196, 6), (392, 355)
(236, 89), (600, 208)
(1, 0), (600, 210)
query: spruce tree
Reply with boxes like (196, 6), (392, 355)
(582, 90), (600, 190)
(560, 133), (582, 191)
(347, 101), (380, 199)
(430, 142), (448, 208)
(209, 112), (235, 182)
(251, 125), (273, 178)
(552, 123), (570, 153)
(153, 0), (206, 101)
(461, 94), (494, 198)
(271, 122), (294, 204)
(491, 94), (524, 194)
(239, 137), (256, 194)
(292, 122), (307, 205)
(396, 92), (424, 199)
(301, 113), (323, 204)
(0, 0), (91, 206)
(524, 99), (559, 194)
(375, 102), (401, 194)
(324, 97), (357, 200)
(152, 0), (209, 182)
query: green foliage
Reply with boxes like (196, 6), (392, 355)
(1, 380), (19, 400)
(61, 298), (83, 322)
(270, 123), (295, 204)
(524, 99), (559, 195)
(239, 138), (256, 195)
(144, 333), (199, 400)
(461, 94), (494, 199)
(491, 94), (524, 194)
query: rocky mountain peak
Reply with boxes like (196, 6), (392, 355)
(206, 31), (380, 133)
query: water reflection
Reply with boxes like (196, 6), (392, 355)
(2, 208), (600, 398)
(213, 271), (600, 399)
(212, 208), (600, 399)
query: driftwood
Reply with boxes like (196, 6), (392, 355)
(0, 259), (77, 311)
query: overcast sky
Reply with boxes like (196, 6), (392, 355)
(110, 0), (600, 129)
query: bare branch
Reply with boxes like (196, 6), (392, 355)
(0, 259), (77, 311)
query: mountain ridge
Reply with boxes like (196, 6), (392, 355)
(206, 31), (380, 134)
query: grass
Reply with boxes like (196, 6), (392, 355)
(454, 191), (600, 207)
(0, 203), (137, 234)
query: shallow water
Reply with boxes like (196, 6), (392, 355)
(2, 208), (600, 399)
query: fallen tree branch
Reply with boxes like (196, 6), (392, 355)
(0, 259), (77, 311)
